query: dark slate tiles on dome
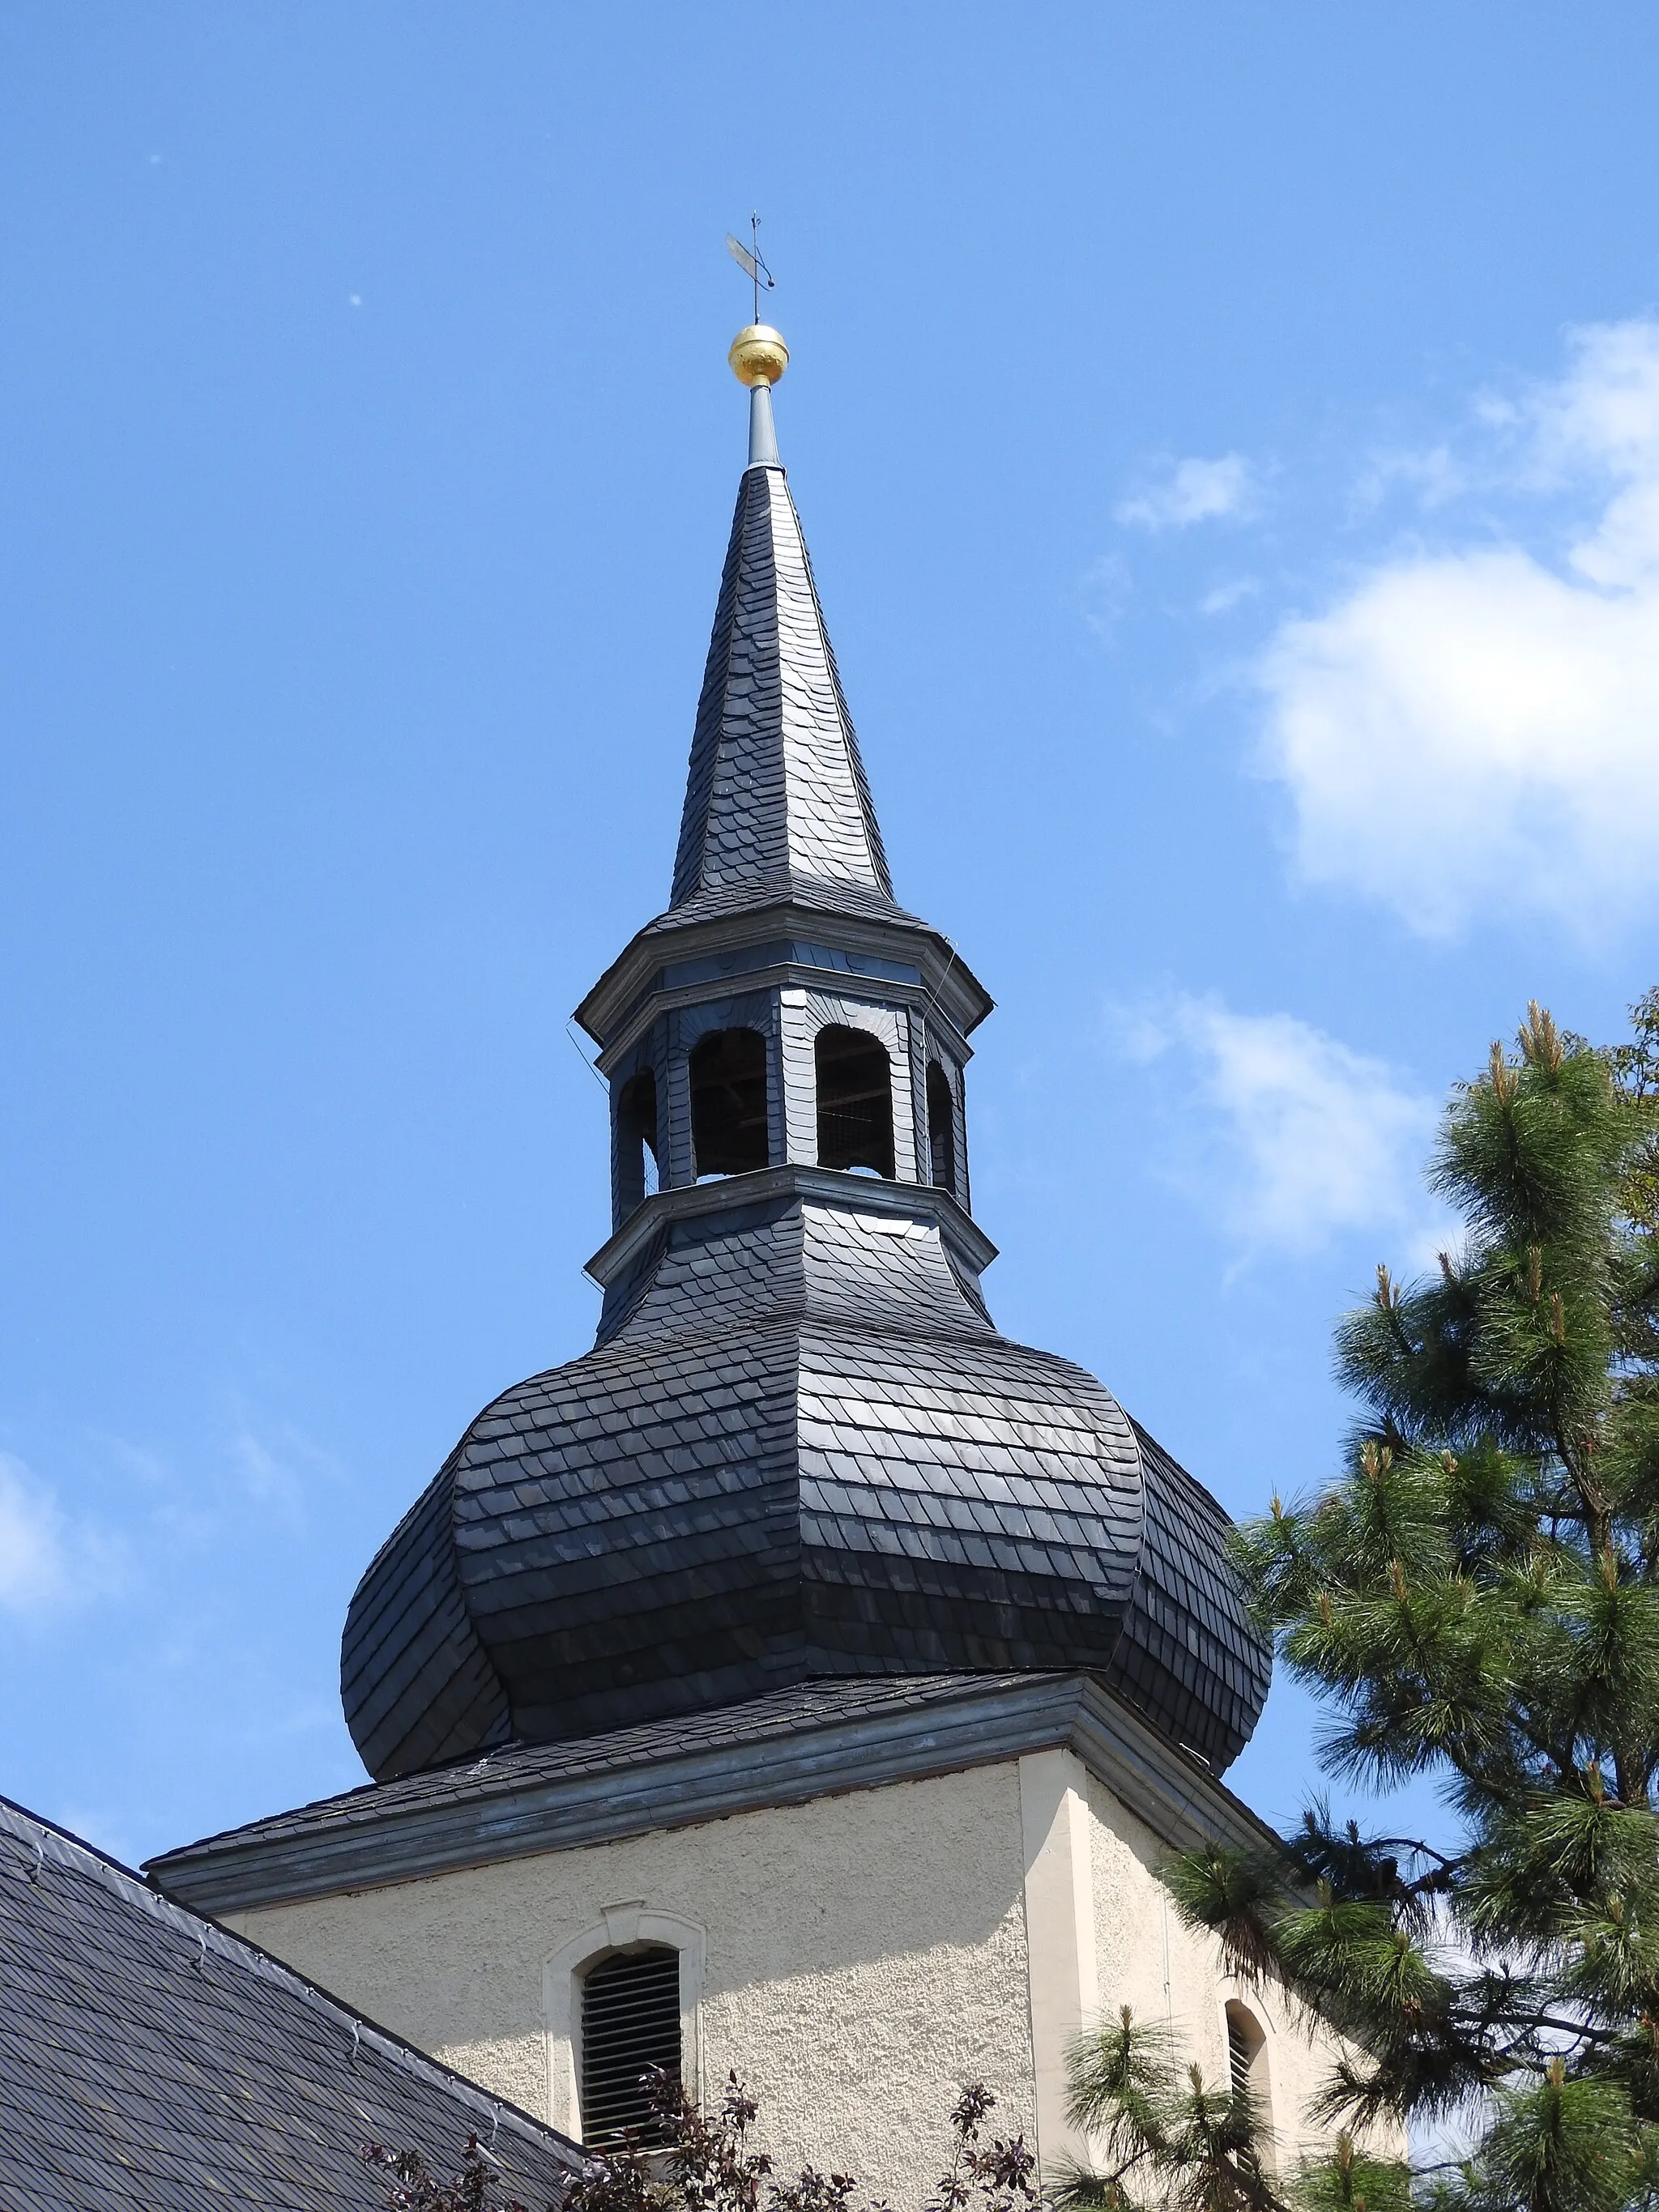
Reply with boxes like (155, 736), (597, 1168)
(342, 1189), (1269, 1779)
(1118, 1423), (1273, 1767)
(342, 1454), (511, 1786)
(0, 1794), (578, 2211)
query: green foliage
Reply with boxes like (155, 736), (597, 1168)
(1058, 2009), (1280, 2212)
(1155, 997), (1659, 2209)
(1288, 2130), (1411, 2212)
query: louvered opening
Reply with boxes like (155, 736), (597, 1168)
(1227, 2010), (1252, 2102)
(1225, 2001), (1274, 2171)
(580, 1945), (683, 2145)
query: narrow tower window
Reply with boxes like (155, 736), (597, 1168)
(616, 1068), (659, 1212)
(689, 1028), (769, 1178)
(816, 1025), (894, 1178)
(1226, 2008), (1252, 2101)
(926, 1062), (957, 1191)
(580, 1945), (682, 2145)
(1225, 2001), (1273, 2163)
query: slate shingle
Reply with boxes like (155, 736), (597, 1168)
(0, 1796), (578, 2211)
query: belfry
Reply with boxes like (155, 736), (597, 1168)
(152, 321), (1358, 2202)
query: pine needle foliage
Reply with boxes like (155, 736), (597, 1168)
(1059, 2008), (1282, 2212)
(1144, 996), (1659, 2210)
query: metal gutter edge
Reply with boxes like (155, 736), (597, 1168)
(149, 1673), (1272, 1919)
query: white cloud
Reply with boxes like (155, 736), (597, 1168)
(1198, 576), (1260, 616)
(226, 1417), (339, 1527)
(1123, 996), (1438, 1255)
(0, 1455), (118, 1617)
(1118, 453), (1255, 530)
(1260, 317), (1659, 937)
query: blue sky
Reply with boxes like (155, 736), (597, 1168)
(4, 4), (1659, 1871)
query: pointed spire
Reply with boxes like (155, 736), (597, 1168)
(669, 328), (898, 918)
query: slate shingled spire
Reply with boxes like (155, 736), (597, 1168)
(333, 323), (1272, 1789)
(669, 437), (896, 918)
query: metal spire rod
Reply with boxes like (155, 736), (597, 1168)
(725, 219), (775, 316)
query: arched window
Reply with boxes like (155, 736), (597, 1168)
(580, 1944), (682, 2145)
(816, 1025), (894, 1178)
(616, 1068), (659, 1212)
(689, 1028), (769, 1178)
(926, 1062), (956, 1191)
(1225, 2001), (1273, 2166)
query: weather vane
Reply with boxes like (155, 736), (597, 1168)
(725, 214), (775, 326)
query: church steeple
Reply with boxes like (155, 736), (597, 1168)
(334, 318), (1271, 1792)
(670, 325), (897, 921)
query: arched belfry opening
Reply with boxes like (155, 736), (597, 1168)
(816, 1025), (894, 1178)
(689, 1028), (769, 1178)
(616, 1068), (659, 1213)
(926, 1062), (956, 1191)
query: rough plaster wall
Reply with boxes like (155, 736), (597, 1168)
(1081, 1775), (1400, 2172)
(228, 1764), (1036, 2210)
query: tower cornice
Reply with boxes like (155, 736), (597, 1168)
(574, 895), (992, 1054)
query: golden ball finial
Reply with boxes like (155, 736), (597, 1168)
(728, 323), (788, 388)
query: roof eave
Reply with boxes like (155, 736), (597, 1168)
(144, 1671), (1277, 1920)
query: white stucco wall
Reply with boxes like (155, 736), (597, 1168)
(228, 1762), (1036, 2209)
(1081, 1771), (1405, 2174)
(1086, 1771), (1305, 2172)
(228, 1750), (1388, 2206)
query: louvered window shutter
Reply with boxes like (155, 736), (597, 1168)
(580, 1946), (682, 2143)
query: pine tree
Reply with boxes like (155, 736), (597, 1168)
(1068, 996), (1659, 2211)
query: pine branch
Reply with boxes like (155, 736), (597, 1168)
(1190, 994), (1659, 2206)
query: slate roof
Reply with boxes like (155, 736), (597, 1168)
(342, 1192), (1271, 1784)
(0, 1792), (580, 2211)
(667, 461), (902, 930)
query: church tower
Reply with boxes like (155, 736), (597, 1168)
(152, 322), (1360, 2202)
